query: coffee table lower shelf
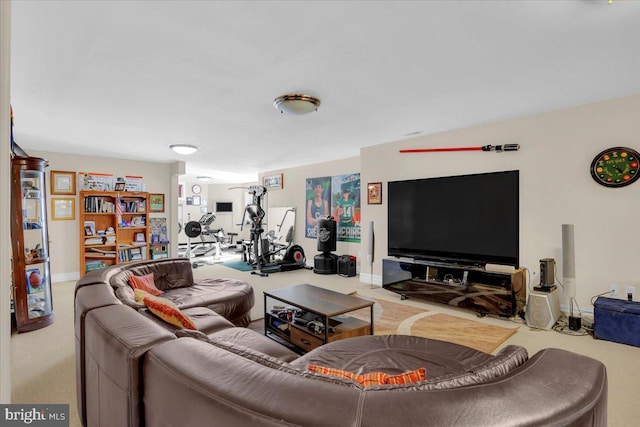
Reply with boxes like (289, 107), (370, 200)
(265, 314), (371, 354)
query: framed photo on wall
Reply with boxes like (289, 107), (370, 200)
(150, 193), (165, 212)
(263, 173), (283, 189)
(52, 198), (75, 220)
(50, 170), (76, 195)
(367, 182), (382, 205)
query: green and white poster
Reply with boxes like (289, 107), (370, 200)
(331, 173), (361, 243)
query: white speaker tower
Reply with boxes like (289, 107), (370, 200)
(562, 224), (576, 299)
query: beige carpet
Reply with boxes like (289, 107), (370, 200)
(349, 294), (519, 353)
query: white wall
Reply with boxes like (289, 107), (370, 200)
(0, 0), (11, 403)
(28, 150), (174, 281)
(359, 94), (640, 312)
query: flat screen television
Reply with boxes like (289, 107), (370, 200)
(215, 202), (233, 213)
(387, 170), (519, 267)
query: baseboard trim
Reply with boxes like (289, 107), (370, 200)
(52, 272), (80, 284)
(359, 274), (382, 287)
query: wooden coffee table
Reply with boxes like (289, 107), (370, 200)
(264, 284), (374, 354)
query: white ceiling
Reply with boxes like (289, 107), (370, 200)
(10, 1), (640, 183)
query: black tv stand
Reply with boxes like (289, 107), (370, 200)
(382, 258), (526, 317)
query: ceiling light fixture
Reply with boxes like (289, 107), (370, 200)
(197, 176), (213, 182)
(273, 94), (321, 115)
(169, 144), (200, 155)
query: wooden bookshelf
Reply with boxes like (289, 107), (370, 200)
(79, 190), (150, 275)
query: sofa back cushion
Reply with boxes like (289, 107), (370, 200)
(109, 258), (194, 306)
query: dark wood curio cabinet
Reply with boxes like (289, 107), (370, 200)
(11, 156), (54, 333)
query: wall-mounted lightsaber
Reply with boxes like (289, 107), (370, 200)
(400, 144), (520, 154)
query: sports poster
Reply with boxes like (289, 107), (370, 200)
(331, 173), (361, 243)
(305, 176), (331, 239)
(305, 173), (361, 242)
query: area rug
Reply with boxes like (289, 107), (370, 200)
(221, 260), (254, 272)
(348, 294), (519, 354)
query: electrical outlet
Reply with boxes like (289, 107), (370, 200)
(624, 286), (636, 301)
(610, 284), (619, 297)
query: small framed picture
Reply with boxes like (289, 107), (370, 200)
(114, 181), (126, 191)
(367, 182), (382, 205)
(51, 170), (76, 195)
(192, 195), (201, 206)
(84, 226), (94, 236)
(52, 198), (75, 220)
(263, 173), (283, 189)
(135, 232), (145, 242)
(150, 193), (165, 213)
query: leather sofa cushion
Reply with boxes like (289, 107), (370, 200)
(110, 258), (195, 292)
(367, 344), (529, 391)
(178, 327), (300, 362)
(291, 334), (496, 376)
(291, 335), (528, 390)
(140, 307), (234, 335)
(106, 259), (255, 327)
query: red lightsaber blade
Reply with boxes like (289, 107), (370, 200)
(399, 144), (520, 153)
(399, 146), (483, 153)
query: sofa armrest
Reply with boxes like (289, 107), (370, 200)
(84, 305), (175, 427)
(74, 283), (121, 425)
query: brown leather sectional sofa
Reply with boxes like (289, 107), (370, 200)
(75, 258), (608, 427)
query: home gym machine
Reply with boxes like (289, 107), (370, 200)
(180, 212), (222, 268)
(239, 185), (306, 276)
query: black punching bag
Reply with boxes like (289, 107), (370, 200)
(317, 216), (337, 252)
(314, 216), (338, 275)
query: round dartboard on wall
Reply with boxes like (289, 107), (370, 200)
(590, 146), (640, 188)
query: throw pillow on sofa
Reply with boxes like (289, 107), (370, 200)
(129, 273), (164, 296)
(308, 365), (426, 387)
(137, 291), (197, 330)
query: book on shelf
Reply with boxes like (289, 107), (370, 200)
(122, 199), (146, 213)
(118, 244), (147, 262)
(85, 260), (107, 272)
(85, 248), (117, 258)
(85, 252), (116, 258)
(85, 237), (105, 245)
(84, 196), (115, 213)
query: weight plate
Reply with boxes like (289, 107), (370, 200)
(184, 221), (202, 238)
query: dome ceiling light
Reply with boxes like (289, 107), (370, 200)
(169, 144), (200, 155)
(197, 176), (213, 182)
(273, 94), (321, 115)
